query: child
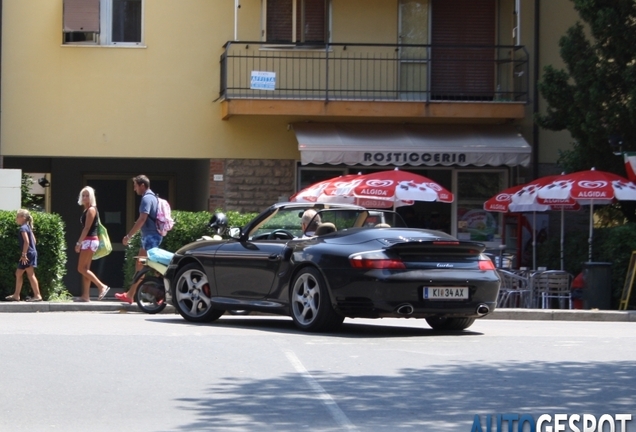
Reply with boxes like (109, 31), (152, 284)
(5, 209), (42, 302)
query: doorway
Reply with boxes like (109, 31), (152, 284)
(430, 0), (496, 100)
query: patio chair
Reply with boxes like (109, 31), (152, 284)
(496, 269), (532, 308)
(531, 270), (573, 309)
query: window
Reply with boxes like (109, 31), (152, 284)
(265, 0), (328, 44)
(63, 0), (143, 45)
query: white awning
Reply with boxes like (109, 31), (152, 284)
(294, 123), (531, 167)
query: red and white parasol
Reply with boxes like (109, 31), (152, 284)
(289, 174), (362, 204)
(484, 176), (575, 214)
(291, 168), (454, 209)
(484, 175), (578, 270)
(537, 168), (636, 261)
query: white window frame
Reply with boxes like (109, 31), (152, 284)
(63, 0), (144, 46)
(100, 0), (144, 46)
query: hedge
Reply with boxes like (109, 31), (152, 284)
(123, 209), (258, 286)
(0, 210), (68, 300)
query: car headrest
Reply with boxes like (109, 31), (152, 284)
(315, 222), (337, 236)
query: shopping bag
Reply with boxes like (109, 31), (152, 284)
(93, 221), (112, 260)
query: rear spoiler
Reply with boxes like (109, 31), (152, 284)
(385, 239), (486, 255)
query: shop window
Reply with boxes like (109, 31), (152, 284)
(298, 167), (346, 190)
(266, 0), (328, 43)
(63, 0), (142, 45)
(457, 171), (505, 244)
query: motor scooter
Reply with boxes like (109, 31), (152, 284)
(133, 248), (173, 314)
(133, 213), (236, 314)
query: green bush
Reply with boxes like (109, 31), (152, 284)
(122, 209), (258, 286)
(598, 224), (636, 308)
(0, 210), (68, 300)
(537, 223), (636, 308)
(218, 209), (260, 230)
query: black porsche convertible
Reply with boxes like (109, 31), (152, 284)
(164, 202), (500, 332)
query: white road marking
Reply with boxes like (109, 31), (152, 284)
(280, 346), (357, 431)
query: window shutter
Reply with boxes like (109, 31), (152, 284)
(63, 0), (100, 33)
(431, 0), (495, 100)
(267, 0), (294, 42)
(297, 0), (326, 43)
(267, 0), (326, 43)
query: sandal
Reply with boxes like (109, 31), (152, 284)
(98, 286), (110, 301)
(26, 297), (43, 302)
(4, 295), (20, 302)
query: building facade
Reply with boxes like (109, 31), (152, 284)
(1, 0), (580, 291)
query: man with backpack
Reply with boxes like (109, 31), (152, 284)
(116, 174), (164, 304)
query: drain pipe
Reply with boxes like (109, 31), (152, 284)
(0, 0), (3, 169)
(532, 0), (540, 179)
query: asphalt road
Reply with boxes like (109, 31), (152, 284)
(1, 313), (635, 432)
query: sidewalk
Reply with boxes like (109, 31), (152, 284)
(0, 300), (635, 321)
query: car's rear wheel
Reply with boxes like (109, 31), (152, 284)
(173, 263), (223, 323)
(426, 316), (476, 331)
(290, 267), (344, 332)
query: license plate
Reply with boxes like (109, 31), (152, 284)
(423, 287), (469, 300)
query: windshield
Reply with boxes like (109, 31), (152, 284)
(249, 207), (308, 239)
(248, 207), (408, 240)
(315, 209), (407, 230)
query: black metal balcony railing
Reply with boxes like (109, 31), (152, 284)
(220, 41), (529, 103)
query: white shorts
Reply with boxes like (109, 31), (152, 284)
(81, 238), (99, 252)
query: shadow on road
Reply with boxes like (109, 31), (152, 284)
(147, 315), (483, 338)
(167, 360), (636, 431)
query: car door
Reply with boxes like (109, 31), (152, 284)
(213, 239), (289, 299)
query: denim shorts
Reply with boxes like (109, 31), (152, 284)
(141, 234), (163, 251)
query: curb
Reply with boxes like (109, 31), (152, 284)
(482, 309), (636, 322)
(0, 302), (634, 321)
(0, 300), (175, 314)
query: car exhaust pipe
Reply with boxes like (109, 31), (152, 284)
(476, 304), (490, 316)
(396, 304), (414, 315)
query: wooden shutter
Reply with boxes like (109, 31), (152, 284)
(267, 0), (326, 43)
(431, 0), (495, 100)
(297, 0), (326, 43)
(267, 0), (294, 42)
(63, 0), (100, 33)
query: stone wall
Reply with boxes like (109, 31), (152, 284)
(208, 158), (295, 213)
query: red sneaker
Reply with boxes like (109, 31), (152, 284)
(115, 292), (133, 304)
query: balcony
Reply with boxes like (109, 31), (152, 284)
(219, 42), (529, 121)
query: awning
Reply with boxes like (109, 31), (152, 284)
(294, 123), (531, 167)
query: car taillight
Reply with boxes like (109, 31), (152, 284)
(478, 257), (496, 270)
(349, 251), (406, 269)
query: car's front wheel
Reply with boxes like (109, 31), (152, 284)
(426, 316), (476, 331)
(173, 263), (223, 323)
(290, 267), (344, 332)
